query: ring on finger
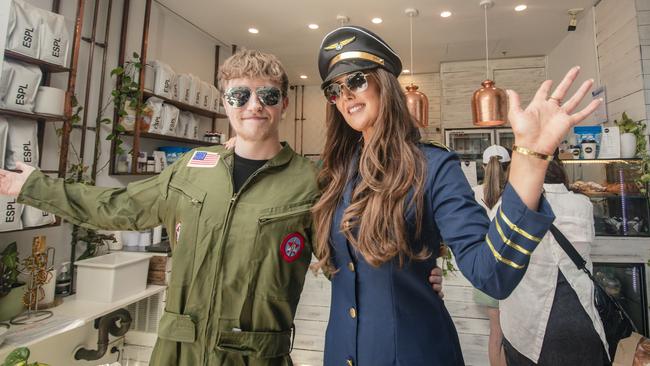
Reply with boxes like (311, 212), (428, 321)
(548, 96), (562, 106)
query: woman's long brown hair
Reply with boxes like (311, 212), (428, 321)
(482, 156), (508, 209)
(312, 68), (428, 273)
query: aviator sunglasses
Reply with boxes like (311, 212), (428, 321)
(323, 71), (371, 104)
(224, 86), (283, 108)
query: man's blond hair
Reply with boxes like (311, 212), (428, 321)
(218, 50), (289, 96)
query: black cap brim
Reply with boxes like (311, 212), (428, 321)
(320, 60), (379, 89)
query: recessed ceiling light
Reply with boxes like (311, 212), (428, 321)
(402, 69), (410, 74)
(308, 24), (319, 30)
(248, 28), (259, 34)
(300, 75), (308, 79)
(515, 4), (527, 11)
(372, 17), (383, 24)
(440, 11), (452, 18)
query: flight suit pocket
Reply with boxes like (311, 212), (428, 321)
(166, 178), (205, 287)
(253, 204), (313, 301)
(158, 310), (196, 343)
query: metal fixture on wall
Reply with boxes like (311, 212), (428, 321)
(471, 0), (507, 127)
(403, 8), (428, 128)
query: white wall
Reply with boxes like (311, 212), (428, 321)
(547, 7), (600, 124)
(596, 0), (646, 124)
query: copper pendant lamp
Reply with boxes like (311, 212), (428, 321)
(404, 8), (429, 128)
(471, 0), (507, 127)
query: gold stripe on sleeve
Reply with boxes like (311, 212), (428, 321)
(499, 208), (543, 243)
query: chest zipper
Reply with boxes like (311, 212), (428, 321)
(258, 208), (312, 225)
(203, 161), (269, 365)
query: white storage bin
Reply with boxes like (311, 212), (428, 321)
(75, 252), (150, 303)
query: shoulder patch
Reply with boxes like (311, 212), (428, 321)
(422, 140), (451, 152)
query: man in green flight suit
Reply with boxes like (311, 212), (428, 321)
(0, 50), (319, 365)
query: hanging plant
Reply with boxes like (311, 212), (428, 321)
(105, 52), (146, 156)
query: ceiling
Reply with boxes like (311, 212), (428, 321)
(158, 0), (597, 85)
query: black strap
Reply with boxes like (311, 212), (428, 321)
(549, 224), (597, 282)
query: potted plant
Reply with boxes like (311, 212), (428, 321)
(0, 243), (25, 322)
(615, 112), (650, 193)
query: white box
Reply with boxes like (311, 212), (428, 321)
(74, 252), (150, 303)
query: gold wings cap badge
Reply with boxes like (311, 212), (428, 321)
(324, 36), (356, 51)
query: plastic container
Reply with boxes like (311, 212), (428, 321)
(74, 252), (150, 303)
(157, 146), (192, 165)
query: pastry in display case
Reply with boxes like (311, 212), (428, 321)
(564, 159), (649, 237)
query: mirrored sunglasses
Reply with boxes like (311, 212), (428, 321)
(323, 72), (370, 104)
(224, 86), (282, 108)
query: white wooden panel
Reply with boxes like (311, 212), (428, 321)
(494, 67), (546, 109)
(596, 0), (638, 44)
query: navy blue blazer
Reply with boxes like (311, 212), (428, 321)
(323, 143), (555, 366)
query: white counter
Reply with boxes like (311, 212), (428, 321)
(0, 284), (165, 358)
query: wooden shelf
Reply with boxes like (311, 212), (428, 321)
(119, 131), (216, 146)
(0, 221), (61, 234)
(561, 158), (643, 164)
(0, 108), (65, 121)
(4, 50), (71, 73)
(143, 91), (227, 119)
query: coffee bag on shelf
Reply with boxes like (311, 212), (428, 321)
(0, 60), (42, 112)
(37, 9), (70, 66)
(146, 97), (165, 134)
(22, 205), (55, 228)
(200, 81), (212, 110)
(160, 104), (179, 136)
(210, 84), (220, 112)
(6, 0), (41, 59)
(152, 60), (175, 99)
(5, 118), (39, 169)
(176, 73), (192, 104)
(0, 118), (9, 169)
(0, 196), (23, 232)
(191, 75), (201, 106)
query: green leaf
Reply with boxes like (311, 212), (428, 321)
(132, 52), (139, 59)
(110, 66), (124, 76)
(100, 118), (112, 124)
(4, 347), (30, 364)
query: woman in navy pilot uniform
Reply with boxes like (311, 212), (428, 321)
(311, 26), (602, 365)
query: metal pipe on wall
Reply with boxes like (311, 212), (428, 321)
(292, 85), (298, 149)
(132, 0), (153, 173)
(91, 0), (114, 183)
(59, 0), (86, 178)
(109, 0), (130, 175)
(77, 0), (102, 181)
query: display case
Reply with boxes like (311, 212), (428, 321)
(444, 128), (494, 182)
(592, 261), (648, 336)
(564, 159), (649, 237)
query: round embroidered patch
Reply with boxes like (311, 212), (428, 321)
(280, 233), (305, 263)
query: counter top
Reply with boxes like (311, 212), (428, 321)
(0, 284), (166, 357)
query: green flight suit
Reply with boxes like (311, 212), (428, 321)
(18, 144), (320, 365)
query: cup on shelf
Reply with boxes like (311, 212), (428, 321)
(581, 139), (597, 159)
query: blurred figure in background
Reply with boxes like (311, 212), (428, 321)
(500, 154), (610, 365)
(472, 145), (510, 366)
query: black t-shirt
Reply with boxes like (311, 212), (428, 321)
(233, 153), (268, 193)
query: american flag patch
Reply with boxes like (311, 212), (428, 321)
(187, 151), (220, 168)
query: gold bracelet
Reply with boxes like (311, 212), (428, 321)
(512, 145), (553, 161)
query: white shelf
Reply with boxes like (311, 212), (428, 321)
(0, 284), (165, 357)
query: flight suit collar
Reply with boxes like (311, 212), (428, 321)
(218, 142), (295, 168)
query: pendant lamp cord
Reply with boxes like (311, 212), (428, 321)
(410, 15), (414, 75)
(484, 4), (489, 80)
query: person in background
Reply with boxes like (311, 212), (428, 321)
(312, 25), (601, 365)
(500, 153), (610, 365)
(471, 144), (510, 366)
